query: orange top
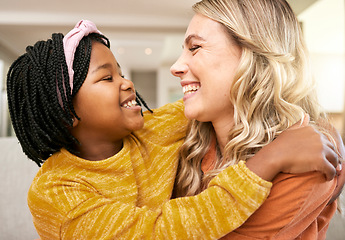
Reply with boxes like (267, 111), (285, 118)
(202, 141), (337, 240)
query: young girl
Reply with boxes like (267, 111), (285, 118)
(7, 20), (340, 239)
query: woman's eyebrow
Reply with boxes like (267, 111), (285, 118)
(184, 34), (205, 47)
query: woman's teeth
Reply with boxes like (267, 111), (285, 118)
(183, 85), (200, 95)
(122, 100), (137, 108)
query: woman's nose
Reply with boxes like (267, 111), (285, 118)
(170, 55), (188, 78)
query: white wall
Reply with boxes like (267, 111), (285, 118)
(157, 64), (182, 107)
(157, 35), (184, 107)
(298, 0), (345, 113)
(0, 59), (5, 136)
(0, 43), (16, 137)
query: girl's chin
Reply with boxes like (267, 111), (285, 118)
(135, 119), (145, 130)
(129, 117), (144, 131)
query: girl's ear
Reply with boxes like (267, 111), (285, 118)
(72, 117), (79, 128)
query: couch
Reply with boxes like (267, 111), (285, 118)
(0, 137), (344, 239)
(0, 137), (39, 239)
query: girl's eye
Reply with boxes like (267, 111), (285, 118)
(102, 76), (113, 81)
(189, 45), (201, 52)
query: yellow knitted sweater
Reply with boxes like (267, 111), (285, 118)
(28, 100), (272, 240)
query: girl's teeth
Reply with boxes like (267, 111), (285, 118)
(123, 100), (137, 108)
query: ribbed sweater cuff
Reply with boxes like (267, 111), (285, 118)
(209, 161), (272, 212)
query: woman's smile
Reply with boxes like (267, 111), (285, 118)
(181, 82), (201, 101)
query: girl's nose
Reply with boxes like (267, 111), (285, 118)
(121, 77), (135, 92)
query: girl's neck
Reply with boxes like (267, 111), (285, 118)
(75, 139), (123, 161)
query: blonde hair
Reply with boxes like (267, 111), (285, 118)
(174, 0), (331, 197)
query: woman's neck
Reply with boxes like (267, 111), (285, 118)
(212, 118), (234, 154)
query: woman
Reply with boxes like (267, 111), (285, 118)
(171, 0), (344, 239)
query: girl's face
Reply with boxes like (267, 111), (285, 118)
(72, 41), (144, 146)
(170, 13), (242, 125)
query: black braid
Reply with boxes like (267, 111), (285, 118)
(7, 31), (151, 166)
(135, 91), (153, 115)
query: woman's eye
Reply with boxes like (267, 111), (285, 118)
(189, 45), (201, 52)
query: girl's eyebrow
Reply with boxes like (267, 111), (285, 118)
(91, 62), (121, 73)
(92, 63), (112, 74)
(91, 62), (122, 74)
(117, 62), (122, 72)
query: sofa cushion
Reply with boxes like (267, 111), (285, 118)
(0, 137), (39, 239)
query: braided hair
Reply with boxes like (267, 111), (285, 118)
(7, 32), (151, 166)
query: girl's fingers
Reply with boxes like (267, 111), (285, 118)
(287, 114), (310, 130)
(323, 144), (338, 181)
(323, 160), (337, 181)
(328, 162), (345, 205)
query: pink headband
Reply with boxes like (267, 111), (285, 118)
(63, 19), (102, 93)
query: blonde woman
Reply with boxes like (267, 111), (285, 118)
(171, 0), (344, 239)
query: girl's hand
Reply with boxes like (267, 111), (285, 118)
(247, 115), (339, 181)
(328, 161), (344, 205)
(272, 114), (338, 180)
(324, 123), (345, 204)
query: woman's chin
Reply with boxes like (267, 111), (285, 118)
(183, 108), (199, 121)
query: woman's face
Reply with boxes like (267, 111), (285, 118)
(170, 13), (242, 124)
(72, 41), (144, 144)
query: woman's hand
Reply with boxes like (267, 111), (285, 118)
(246, 115), (339, 181)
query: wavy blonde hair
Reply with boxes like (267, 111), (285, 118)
(174, 0), (333, 197)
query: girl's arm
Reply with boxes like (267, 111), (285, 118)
(246, 115), (339, 181)
(29, 162), (271, 240)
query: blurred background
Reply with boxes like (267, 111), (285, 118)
(0, 0), (344, 138)
(0, 0), (344, 239)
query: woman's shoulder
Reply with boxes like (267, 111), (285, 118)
(317, 118), (345, 157)
(272, 171), (336, 198)
(225, 172), (337, 239)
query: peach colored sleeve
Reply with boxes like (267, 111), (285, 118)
(220, 171), (337, 240)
